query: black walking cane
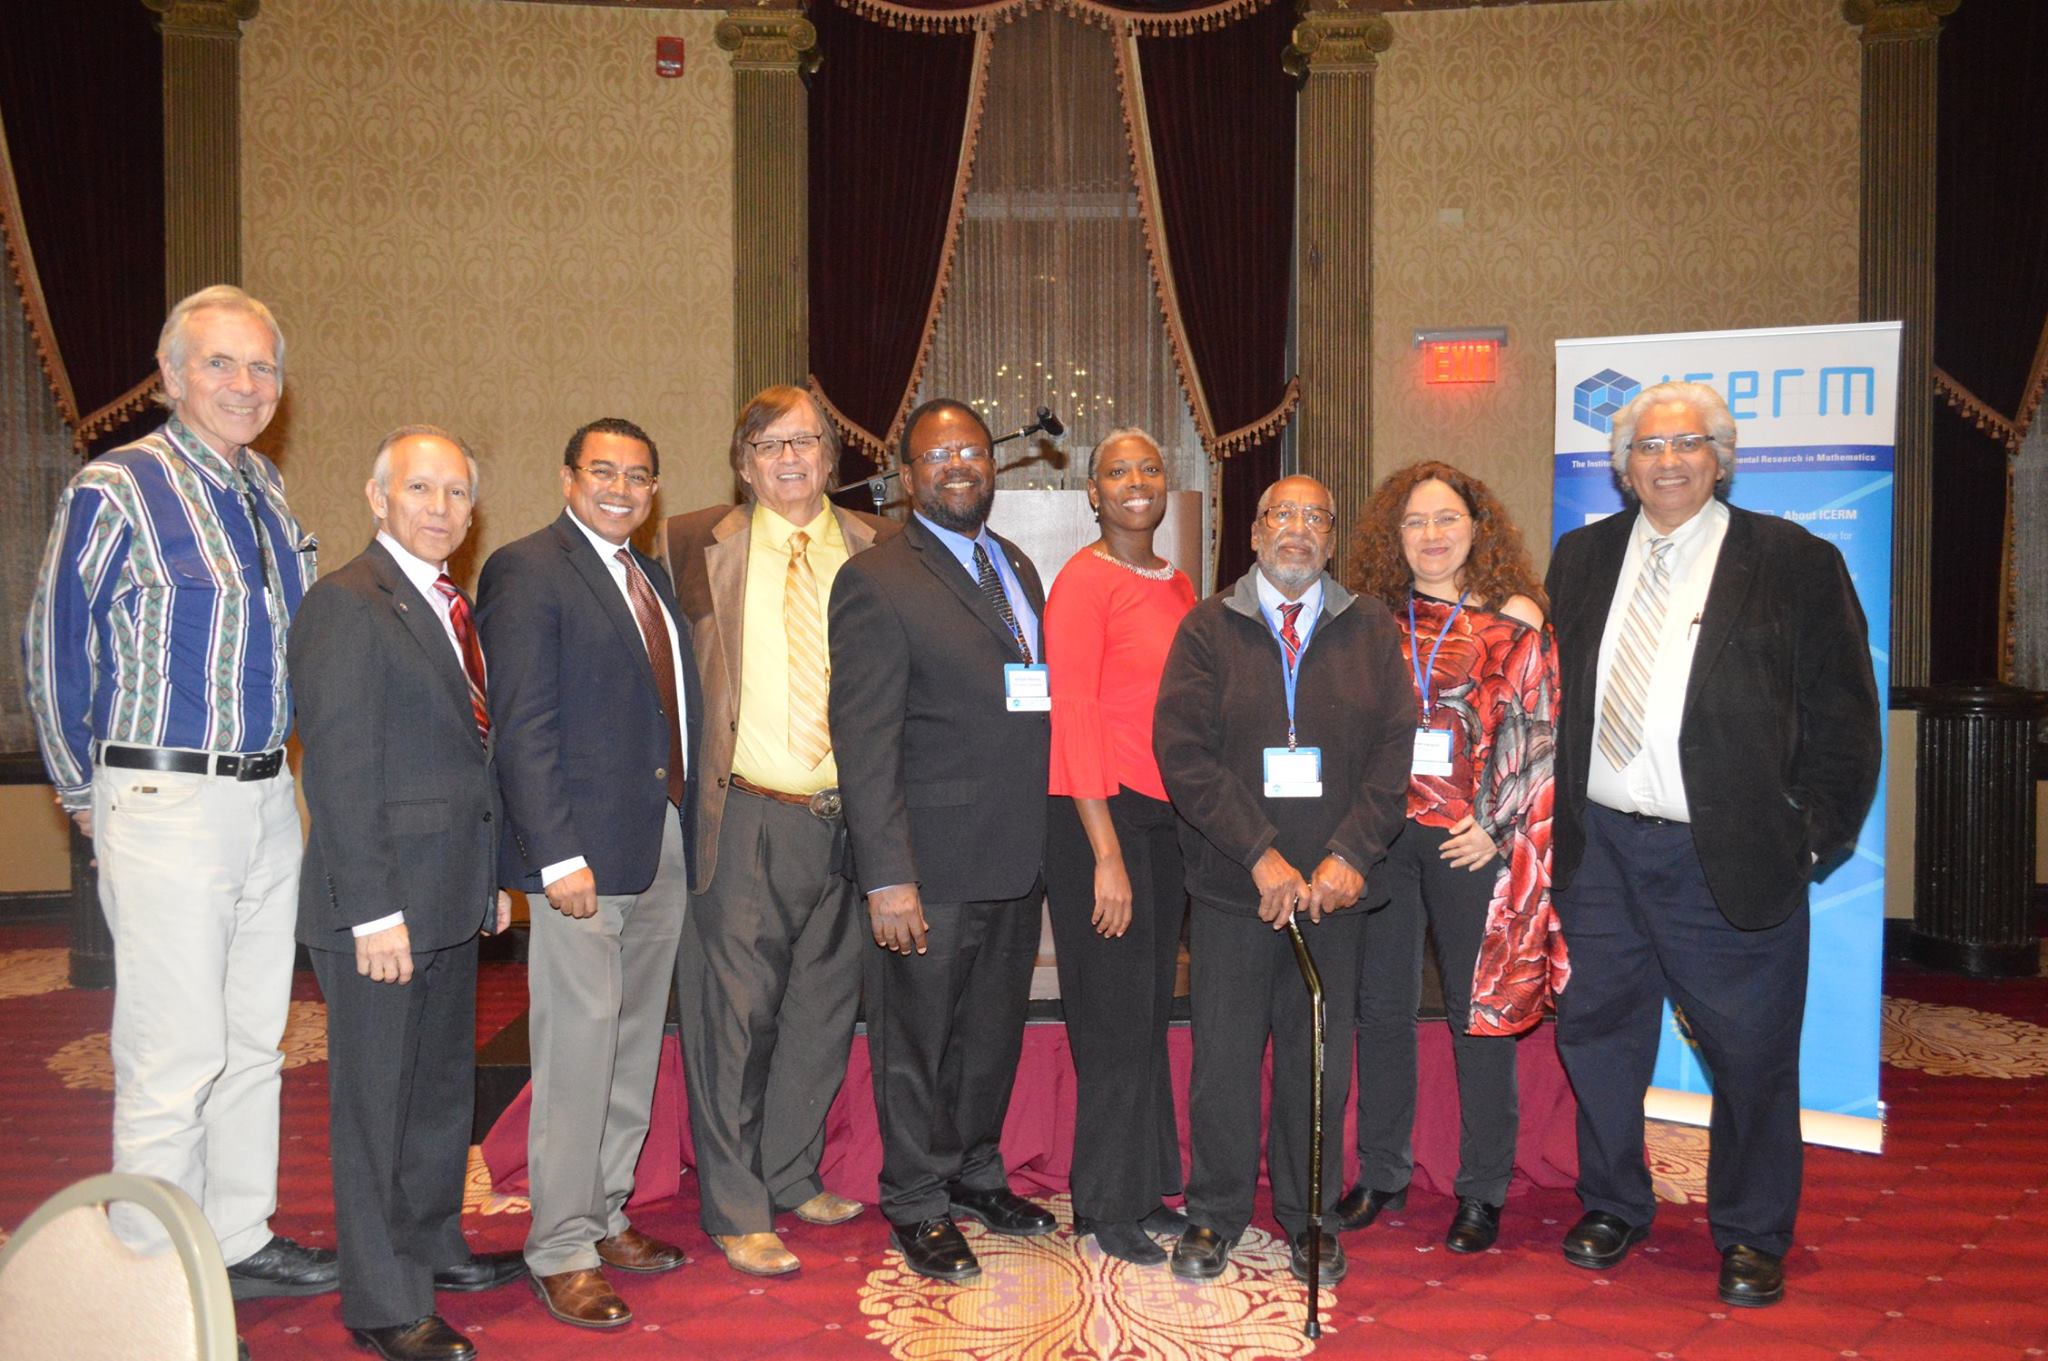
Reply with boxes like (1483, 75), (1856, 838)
(1285, 917), (1325, 1340)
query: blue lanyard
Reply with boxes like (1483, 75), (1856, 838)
(1407, 588), (1468, 721)
(1263, 599), (1320, 749)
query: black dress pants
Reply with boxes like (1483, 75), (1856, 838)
(1044, 790), (1186, 1222)
(1354, 818), (1520, 1206)
(1186, 901), (1362, 1241)
(862, 886), (1041, 1225)
(1554, 803), (1810, 1256)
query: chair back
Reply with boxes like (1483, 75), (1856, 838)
(0, 1172), (237, 1360)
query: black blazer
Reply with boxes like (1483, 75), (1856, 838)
(290, 539), (500, 954)
(1546, 503), (1882, 929)
(476, 511), (702, 897)
(827, 515), (1049, 904)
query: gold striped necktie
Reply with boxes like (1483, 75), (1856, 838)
(785, 530), (832, 769)
(1596, 536), (1673, 771)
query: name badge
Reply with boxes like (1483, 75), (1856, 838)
(1263, 746), (1323, 798)
(1004, 663), (1051, 712)
(1412, 727), (1454, 777)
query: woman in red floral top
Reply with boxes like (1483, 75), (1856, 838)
(1336, 461), (1569, 1255)
(1043, 429), (1198, 1266)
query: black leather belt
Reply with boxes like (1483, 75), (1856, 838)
(98, 743), (286, 782)
(731, 774), (842, 820)
(1603, 805), (1681, 828)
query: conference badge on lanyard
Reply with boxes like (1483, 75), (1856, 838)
(1262, 598), (1323, 797)
(1408, 588), (1467, 777)
(1004, 663), (1051, 712)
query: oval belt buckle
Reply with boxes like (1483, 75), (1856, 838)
(808, 787), (842, 820)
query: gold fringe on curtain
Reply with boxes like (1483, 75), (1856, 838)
(0, 104), (158, 451)
(839, 0), (1274, 37)
(1934, 364), (2021, 453)
(808, 375), (893, 467)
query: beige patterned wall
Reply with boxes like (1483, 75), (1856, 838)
(1371, 0), (1859, 565)
(242, 0), (736, 584)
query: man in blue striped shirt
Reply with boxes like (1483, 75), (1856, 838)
(22, 285), (338, 1298)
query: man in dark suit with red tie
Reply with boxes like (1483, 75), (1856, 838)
(476, 417), (703, 1330)
(827, 397), (1056, 1283)
(293, 426), (527, 1361)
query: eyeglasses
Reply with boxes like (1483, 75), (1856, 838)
(910, 445), (993, 468)
(577, 462), (657, 491)
(748, 433), (824, 458)
(1260, 504), (1335, 532)
(1398, 510), (1469, 535)
(1628, 433), (1714, 459)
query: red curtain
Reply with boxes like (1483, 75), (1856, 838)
(807, 0), (1299, 574)
(808, 0), (981, 481)
(0, 0), (163, 452)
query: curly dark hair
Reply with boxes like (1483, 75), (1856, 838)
(1348, 460), (1548, 616)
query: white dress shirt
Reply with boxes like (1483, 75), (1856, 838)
(540, 509), (689, 889)
(1585, 498), (1729, 823)
(354, 531), (474, 938)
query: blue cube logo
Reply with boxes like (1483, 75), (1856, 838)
(1573, 369), (1639, 435)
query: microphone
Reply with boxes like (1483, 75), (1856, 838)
(1035, 406), (1064, 438)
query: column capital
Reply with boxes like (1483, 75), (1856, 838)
(1842, 0), (1958, 41)
(1286, 3), (1393, 77)
(143, 0), (260, 38)
(717, 7), (818, 73)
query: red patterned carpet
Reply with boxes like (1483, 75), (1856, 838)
(3, 919), (2046, 1361)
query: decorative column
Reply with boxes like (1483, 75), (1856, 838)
(1845, 0), (1956, 690)
(144, 0), (259, 304)
(718, 5), (817, 403)
(1288, 2), (1392, 577)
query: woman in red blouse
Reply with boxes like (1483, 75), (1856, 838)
(1336, 461), (1569, 1255)
(1043, 429), (1199, 1265)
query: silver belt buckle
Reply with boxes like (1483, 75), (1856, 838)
(807, 787), (842, 820)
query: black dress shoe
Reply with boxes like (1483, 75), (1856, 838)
(1079, 1219), (1167, 1266)
(1561, 1210), (1650, 1269)
(1140, 1204), (1190, 1237)
(350, 1316), (475, 1361)
(947, 1185), (1056, 1237)
(1718, 1244), (1786, 1307)
(238, 1338), (251, 1361)
(1169, 1225), (1234, 1282)
(433, 1249), (528, 1293)
(1445, 1197), (1502, 1254)
(890, 1217), (981, 1282)
(1333, 1182), (1408, 1231)
(227, 1234), (341, 1299)
(1288, 1228), (1348, 1284)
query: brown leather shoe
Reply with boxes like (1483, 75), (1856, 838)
(595, 1226), (686, 1274)
(715, 1232), (801, 1276)
(529, 1268), (631, 1329)
(792, 1190), (865, 1227)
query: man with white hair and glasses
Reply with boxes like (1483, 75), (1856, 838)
(1545, 380), (1881, 1308)
(24, 285), (336, 1298)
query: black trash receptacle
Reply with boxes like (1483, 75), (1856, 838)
(1900, 683), (2047, 978)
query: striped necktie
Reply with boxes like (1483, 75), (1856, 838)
(1278, 601), (1304, 667)
(1596, 536), (1673, 770)
(433, 574), (489, 743)
(784, 530), (832, 769)
(973, 541), (1032, 665)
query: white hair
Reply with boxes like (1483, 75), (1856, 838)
(371, 424), (479, 496)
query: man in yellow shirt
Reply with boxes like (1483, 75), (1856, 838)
(662, 385), (896, 1276)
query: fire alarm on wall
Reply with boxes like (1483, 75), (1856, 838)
(656, 36), (685, 78)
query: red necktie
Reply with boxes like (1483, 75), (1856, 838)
(616, 549), (687, 807)
(434, 573), (489, 743)
(1279, 601), (1304, 668)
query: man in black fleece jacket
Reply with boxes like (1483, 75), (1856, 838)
(1154, 474), (1412, 1286)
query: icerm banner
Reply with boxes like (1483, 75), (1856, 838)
(1552, 322), (1901, 1153)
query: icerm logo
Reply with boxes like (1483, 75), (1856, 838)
(1573, 369), (1639, 434)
